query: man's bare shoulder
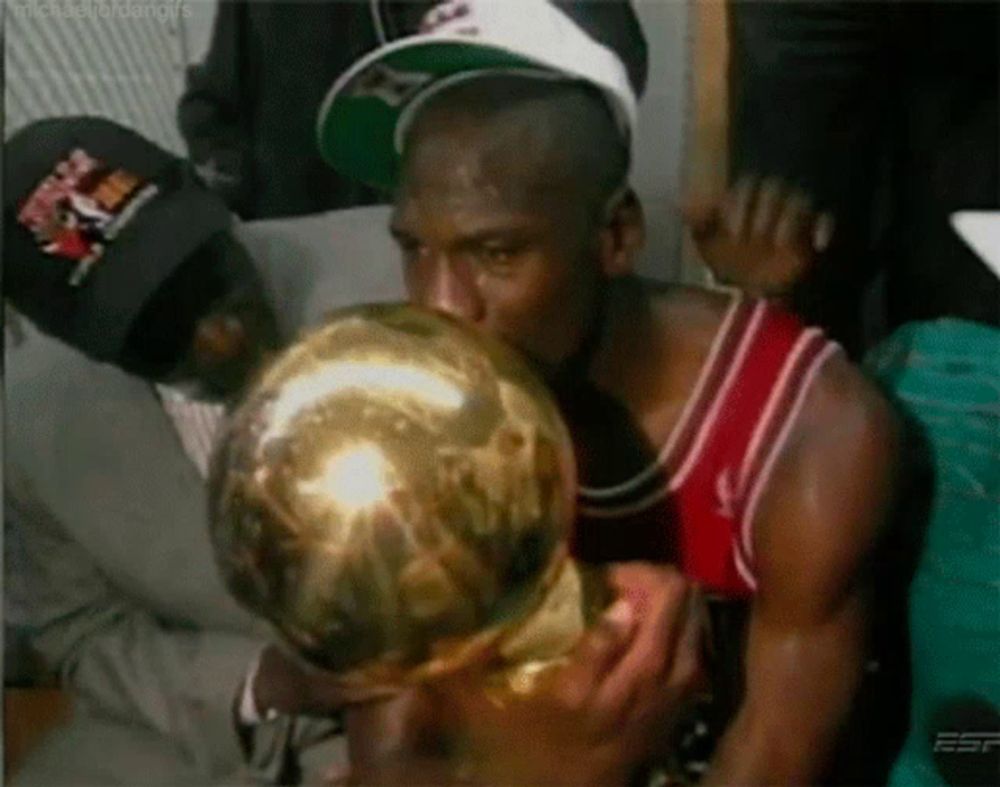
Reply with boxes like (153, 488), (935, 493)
(643, 282), (737, 346)
(754, 349), (901, 605)
(646, 282), (735, 320)
(795, 348), (899, 460)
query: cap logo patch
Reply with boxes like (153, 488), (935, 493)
(17, 148), (159, 287)
(347, 62), (432, 108)
(420, 1), (478, 35)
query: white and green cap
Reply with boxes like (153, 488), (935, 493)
(316, 0), (648, 192)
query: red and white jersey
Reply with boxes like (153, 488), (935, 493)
(573, 295), (841, 598)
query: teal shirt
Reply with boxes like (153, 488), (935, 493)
(866, 319), (1000, 787)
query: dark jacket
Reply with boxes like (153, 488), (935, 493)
(178, 1), (428, 219)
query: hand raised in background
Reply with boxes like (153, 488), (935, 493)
(684, 176), (834, 300)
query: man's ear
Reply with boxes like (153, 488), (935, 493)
(598, 188), (645, 277)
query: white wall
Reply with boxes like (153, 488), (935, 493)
(632, 0), (691, 281)
(4, 0), (194, 153)
(180, 0), (217, 65)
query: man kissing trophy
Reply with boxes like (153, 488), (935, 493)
(209, 303), (702, 784)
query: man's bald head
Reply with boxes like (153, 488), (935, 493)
(391, 74), (644, 371)
(400, 75), (630, 222)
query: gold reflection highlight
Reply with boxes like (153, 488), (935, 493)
(298, 443), (394, 517)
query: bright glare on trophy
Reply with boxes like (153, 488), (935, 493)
(208, 304), (583, 690)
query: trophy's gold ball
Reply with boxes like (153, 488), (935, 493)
(209, 304), (577, 688)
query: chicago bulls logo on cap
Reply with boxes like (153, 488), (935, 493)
(17, 148), (159, 286)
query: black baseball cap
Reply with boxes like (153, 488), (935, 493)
(4, 116), (232, 365)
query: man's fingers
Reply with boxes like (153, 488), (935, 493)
(723, 175), (757, 239)
(813, 212), (835, 252)
(596, 567), (693, 719)
(670, 588), (706, 691)
(750, 177), (785, 238)
(604, 563), (686, 622)
(576, 598), (636, 673)
(774, 190), (814, 247)
(618, 569), (691, 679)
(558, 598), (635, 707)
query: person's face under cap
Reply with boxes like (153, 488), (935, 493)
(3, 116), (238, 368)
(124, 233), (281, 402)
(182, 282), (281, 402)
(391, 77), (644, 376)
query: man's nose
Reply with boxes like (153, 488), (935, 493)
(422, 257), (484, 323)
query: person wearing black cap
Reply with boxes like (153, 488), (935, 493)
(3, 117), (316, 785)
(4, 116), (280, 400)
(307, 1), (901, 784)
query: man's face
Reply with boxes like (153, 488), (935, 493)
(168, 280), (280, 402)
(391, 118), (606, 374)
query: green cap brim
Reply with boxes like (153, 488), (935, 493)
(317, 40), (538, 193)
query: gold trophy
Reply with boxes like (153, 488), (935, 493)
(208, 304), (606, 699)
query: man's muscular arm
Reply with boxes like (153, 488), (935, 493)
(705, 353), (900, 784)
